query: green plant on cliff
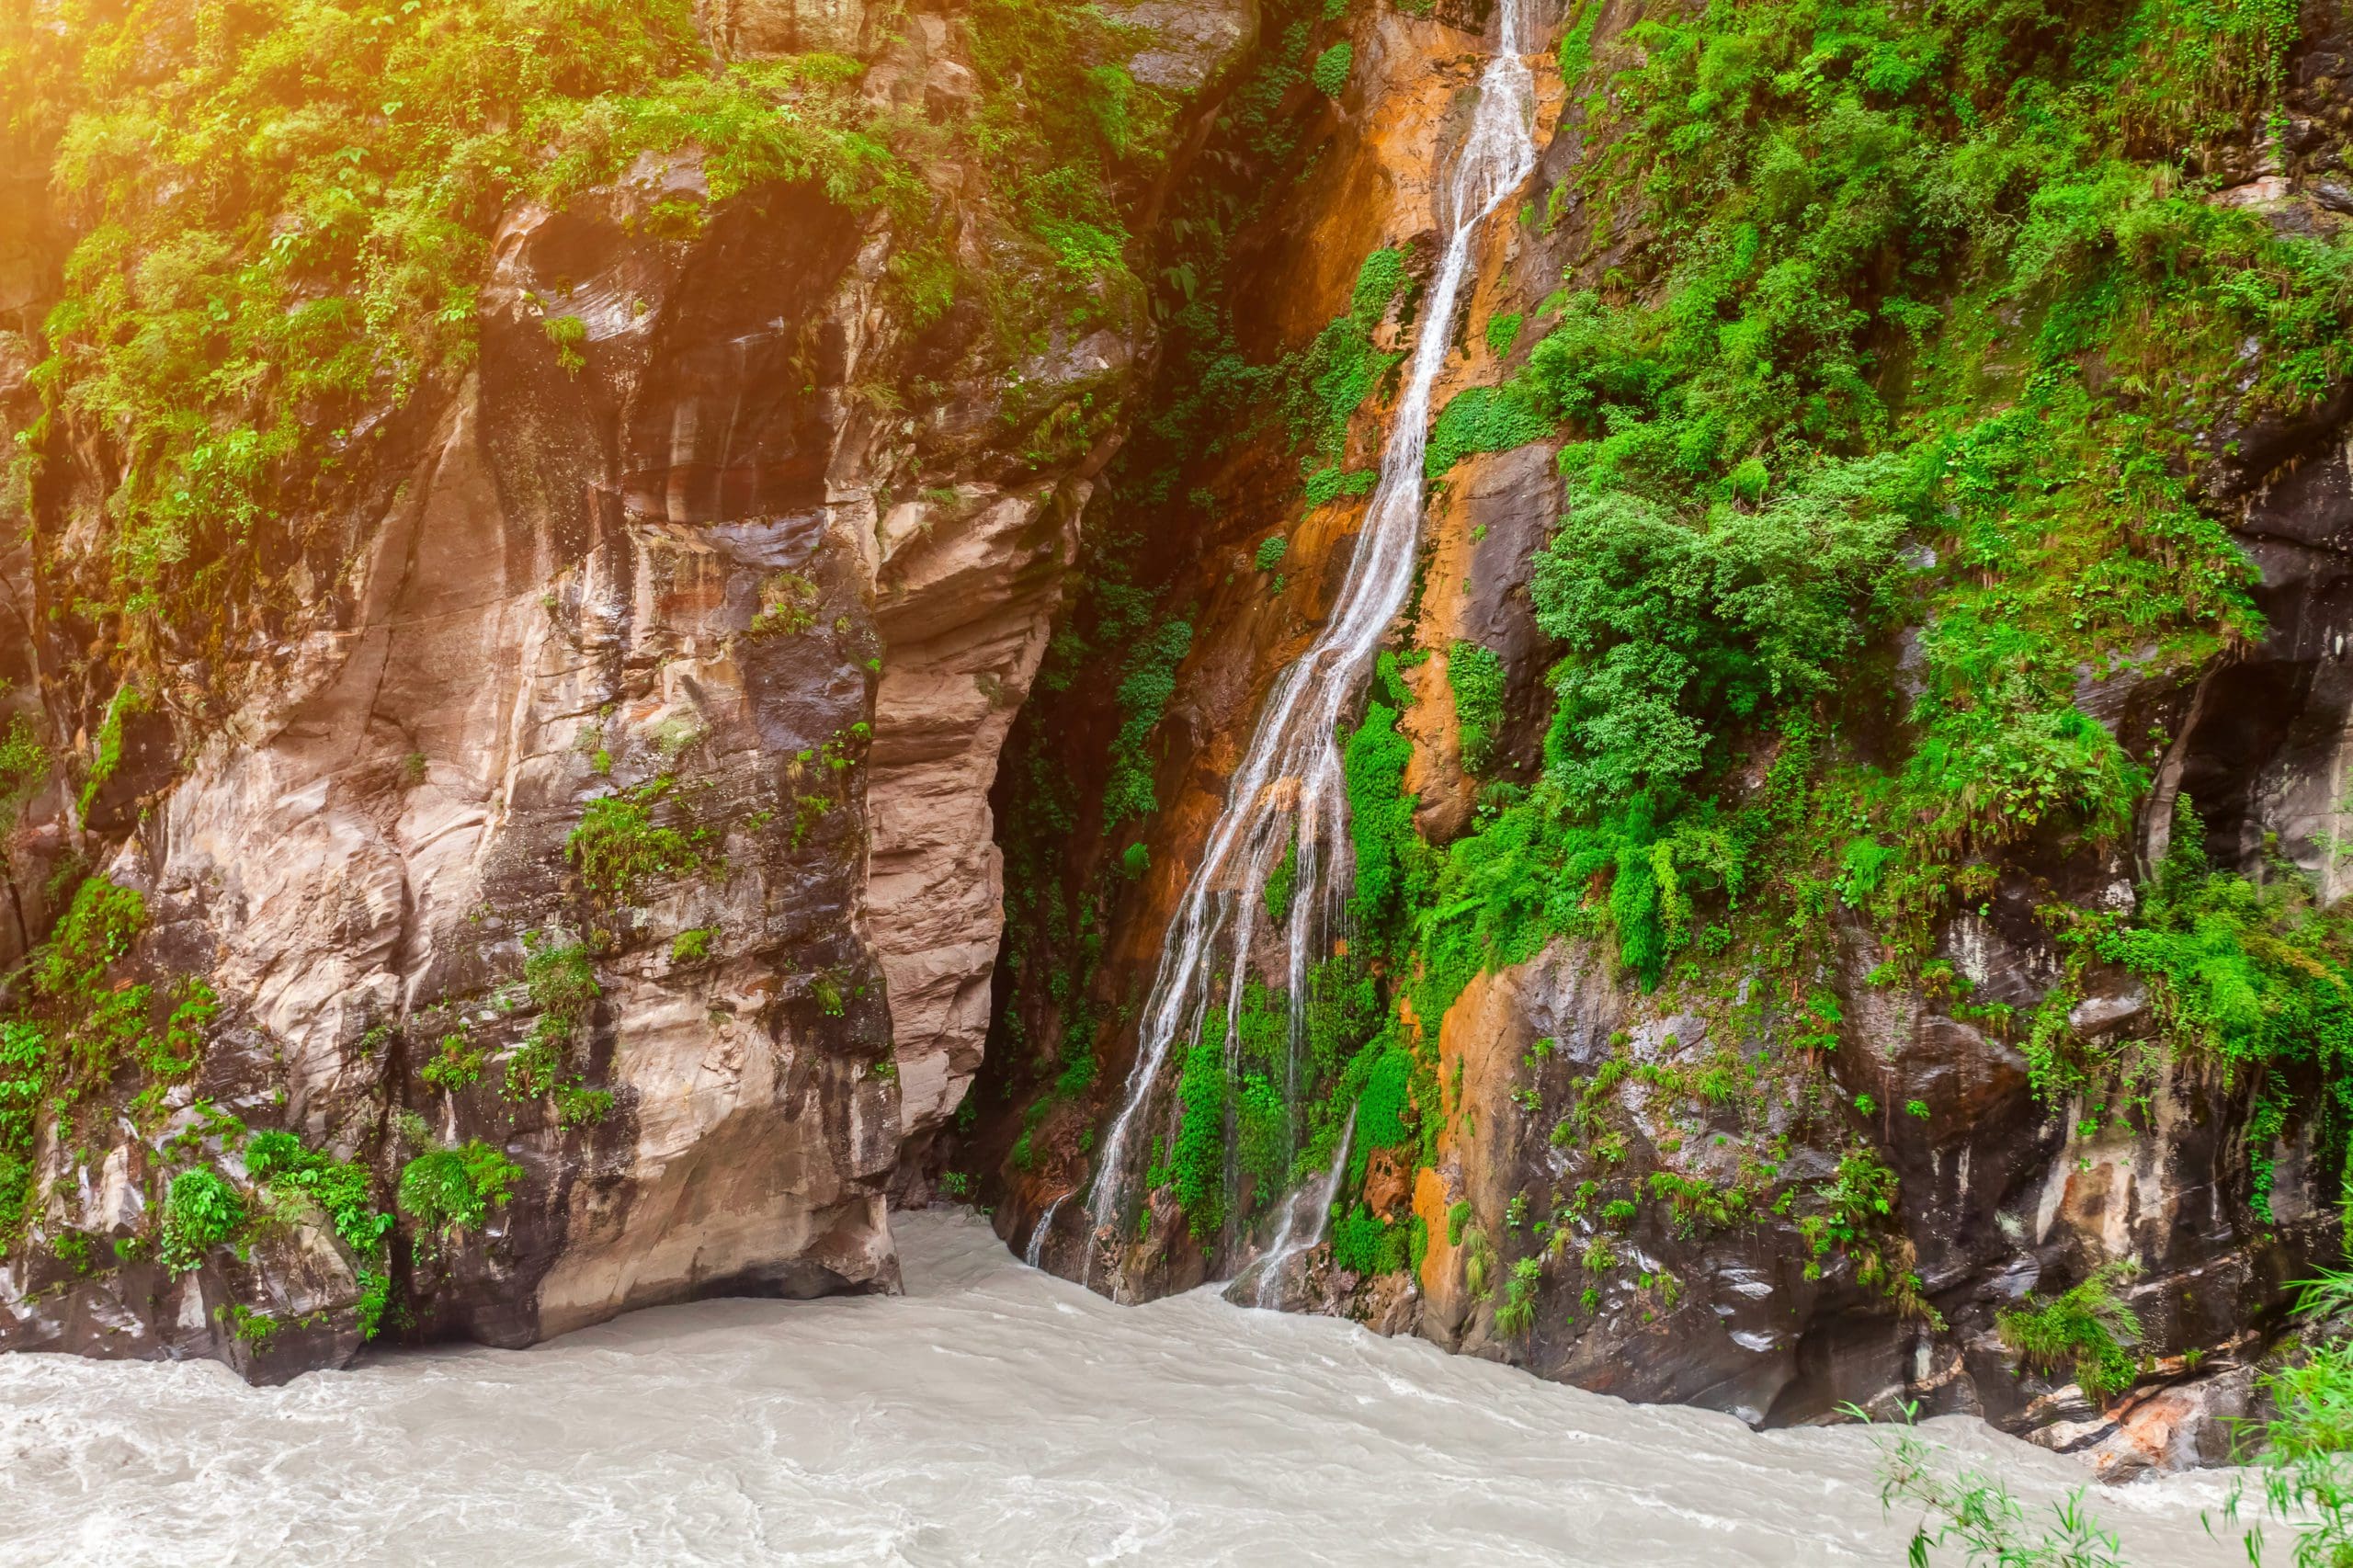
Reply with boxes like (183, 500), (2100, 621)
(397, 1139), (522, 1234)
(567, 777), (710, 903)
(1288, 247), (1408, 460)
(1447, 641), (1506, 774)
(1102, 616), (1194, 828)
(0, 716), (49, 835)
(159, 1166), (246, 1274)
(0, 1021), (48, 1238)
(1310, 40), (1352, 97)
(246, 1131), (387, 1251)
(506, 930), (602, 1109)
(1996, 1260), (2144, 1403)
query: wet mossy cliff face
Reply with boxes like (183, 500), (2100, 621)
(0, 0), (1248, 1380)
(968, 0), (2353, 1477)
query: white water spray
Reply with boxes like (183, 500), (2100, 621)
(1086, 2), (1537, 1290)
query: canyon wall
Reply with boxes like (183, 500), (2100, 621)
(971, 0), (2353, 1481)
(0, 0), (1247, 1381)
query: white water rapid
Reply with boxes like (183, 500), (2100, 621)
(0, 1212), (2244, 1565)
(1086, 0), (1540, 1281)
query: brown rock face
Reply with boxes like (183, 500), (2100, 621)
(0, 0), (1254, 1380)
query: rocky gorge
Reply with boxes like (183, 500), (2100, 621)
(3, 0), (2353, 1520)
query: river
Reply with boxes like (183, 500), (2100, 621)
(0, 1211), (2239, 1566)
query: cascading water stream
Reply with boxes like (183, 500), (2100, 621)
(1230, 1108), (1354, 1308)
(1024, 1193), (1069, 1269)
(1084, 1), (1537, 1292)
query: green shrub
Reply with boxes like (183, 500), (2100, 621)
(420, 1031), (485, 1089)
(1263, 836), (1298, 928)
(1424, 384), (1551, 476)
(507, 933), (601, 1102)
(1331, 1205), (1410, 1274)
(1253, 535), (1289, 571)
(1302, 465), (1377, 505)
(1996, 1261), (2143, 1402)
(1495, 1256), (1542, 1334)
(245, 1131), (392, 1257)
(1309, 40), (1352, 97)
(0, 1020), (44, 1235)
(1286, 248), (1406, 458)
(160, 1167), (246, 1274)
(1342, 700), (1418, 927)
(1168, 1026), (1229, 1239)
(397, 1140), (522, 1233)
(1447, 642), (1506, 773)
(567, 778), (706, 903)
(544, 313), (587, 376)
(34, 878), (145, 1002)
(748, 572), (821, 638)
(1102, 618), (1193, 827)
(0, 715), (50, 833)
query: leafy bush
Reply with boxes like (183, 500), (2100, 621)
(1424, 384), (1551, 476)
(1253, 535), (1289, 572)
(33, 878), (145, 1002)
(1331, 1205), (1410, 1274)
(160, 1167), (246, 1274)
(567, 778), (706, 903)
(1287, 248), (1406, 458)
(397, 1140), (523, 1233)
(1309, 40), (1352, 97)
(747, 572), (820, 638)
(1996, 1261), (2143, 1402)
(1531, 456), (1914, 812)
(1447, 642), (1506, 773)
(245, 1130), (392, 1257)
(1263, 836), (1298, 928)
(0, 1022), (49, 1236)
(507, 933), (602, 1102)
(1342, 701), (1419, 926)
(1495, 1256), (1542, 1335)
(1303, 466), (1377, 505)
(1168, 1028), (1229, 1240)
(1102, 618), (1193, 827)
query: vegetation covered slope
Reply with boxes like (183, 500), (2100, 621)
(969, 0), (2353, 1441)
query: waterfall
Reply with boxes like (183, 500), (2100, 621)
(1025, 1193), (1069, 1269)
(1231, 1108), (1355, 1309)
(1084, 0), (1537, 1290)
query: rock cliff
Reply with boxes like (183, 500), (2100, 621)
(0, 0), (1247, 1380)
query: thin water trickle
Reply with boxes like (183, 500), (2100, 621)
(1025, 1192), (1069, 1269)
(0, 1212), (2245, 1566)
(1233, 1108), (1356, 1308)
(1086, 0), (1540, 1287)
